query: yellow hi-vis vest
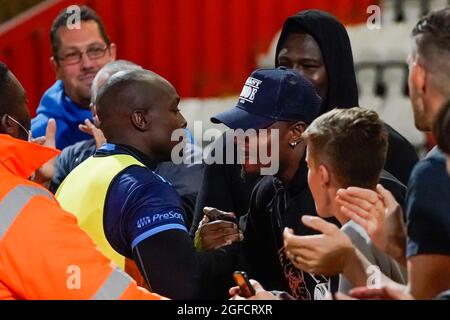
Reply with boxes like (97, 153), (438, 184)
(55, 154), (145, 270)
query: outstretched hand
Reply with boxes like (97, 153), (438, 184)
(336, 184), (406, 265)
(194, 208), (243, 251)
(79, 119), (106, 148)
(283, 215), (354, 276)
(32, 118), (58, 186)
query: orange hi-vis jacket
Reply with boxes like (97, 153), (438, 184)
(0, 134), (165, 300)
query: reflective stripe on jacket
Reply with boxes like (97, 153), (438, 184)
(0, 134), (164, 300)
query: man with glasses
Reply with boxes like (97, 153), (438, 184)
(31, 6), (116, 150)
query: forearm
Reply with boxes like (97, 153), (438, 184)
(385, 239), (407, 267)
(133, 232), (240, 299)
(341, 247), (369, 288)
(342, 247), (395, 289)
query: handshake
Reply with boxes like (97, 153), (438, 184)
(194, 207), (243, 251)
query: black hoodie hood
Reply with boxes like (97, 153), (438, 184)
(275, 10), (359, 113)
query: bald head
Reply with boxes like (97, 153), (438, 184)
(94, 68), (185, 163)
(95, 68), (186, 161)
(91, 60), (142, 103)
(96, 69), (178, 123)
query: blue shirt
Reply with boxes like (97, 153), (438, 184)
(98, 143), (188, 258)
(31, 80), (93, 150)
(406, 148), (450, 257)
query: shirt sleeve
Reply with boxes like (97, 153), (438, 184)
(50, 150), (71, 193)
(406, 155), (450, 257)
(104, 166), (188, 258)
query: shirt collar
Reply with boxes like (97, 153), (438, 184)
(273, 156), (309, 195)
(95, 143), (158, 170)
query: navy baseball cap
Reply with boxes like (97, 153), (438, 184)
(211, 67), (321, 130)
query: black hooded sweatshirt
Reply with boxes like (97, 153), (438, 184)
(275, 10), (418, 184)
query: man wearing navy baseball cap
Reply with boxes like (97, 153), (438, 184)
(211, 66), (321, 179)
(204, 67), (337, 300)
(212, 67), (321, 130)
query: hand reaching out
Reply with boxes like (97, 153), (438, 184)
(194, 208), (243, 251)
(336, 184), (406, 266)
(79, 119), (106, 148)
(229, 279), (278, 300)
(283, 215), (354, 276)
(32, 118), (58, 186)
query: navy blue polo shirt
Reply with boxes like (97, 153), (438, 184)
(97, 143), (188, 258)
(406, 148), (450, 257)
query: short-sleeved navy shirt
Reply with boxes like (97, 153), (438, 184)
(97, 143), (188, 258)
(406, 148), (450, 258)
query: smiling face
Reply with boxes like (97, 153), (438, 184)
(238, 127), (275, 178)
(53, 21), (116, 108)
(277, 33), (328, 100)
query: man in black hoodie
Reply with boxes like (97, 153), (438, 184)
(192, 10), (418, 239)
(275, 10), (418, 185)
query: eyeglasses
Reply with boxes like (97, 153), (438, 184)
(8, 115), (31, 141)
(57, 44), (110, 65)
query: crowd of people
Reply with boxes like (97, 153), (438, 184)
(0, 5), (449, 300)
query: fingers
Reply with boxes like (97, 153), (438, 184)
(285, 247), (315, 264)
(199, 220), (244, 250)
(336, 196), (370, 219)
(203, 207), (236, 221)
(200, 219), (238, 232)
(336, 191), (376, 213)
(229, 286), (240, 297)
(376, 184), (398, 210)
(79, 119), (106, 148)
(349, 287), (386, 300)
(92, 130), (106, 148)
(337, 187), (379, 204)
(339, 205), (369, 230)
(288, 252), (319, 274)
(78, 124), (89, 134)
(200, 214), (210, 225)
(282, 227), (294, 248)
(213, 233), (244, 250)
(248, 279), (263, 292)
(31, 136), (46, 145)
(301, 215), (336, 235)
(334, 292), (356, 300)
(78, 119), (95, 135)
(284, 230), (320, 250)
(348, 286), (409, 300)
(229, 280), (262, 299)
(44, 119), (56, 148)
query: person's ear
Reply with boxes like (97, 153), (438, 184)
(288, 121), (306, 147)
(131, 109), (150, 131)
(318, 164), (330, 187)
(50, 56), (61, 79)
(0, 114), (15, 136)
(411, 60), (427, 96)
(90, 103), (101, 126)
(108, 43), (117, 60)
